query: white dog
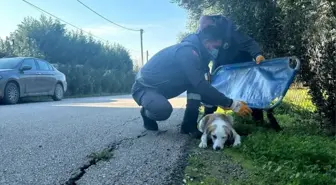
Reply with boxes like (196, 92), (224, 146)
(197, 113), (241, 150)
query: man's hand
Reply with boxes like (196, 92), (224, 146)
(227, 100), (252, 116)
(256, 55), (265, 64)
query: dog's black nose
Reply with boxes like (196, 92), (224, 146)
(215, 146), (221, 150)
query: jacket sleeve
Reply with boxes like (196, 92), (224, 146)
(232, 29), (262, 59)
(176, 46), (233, 107)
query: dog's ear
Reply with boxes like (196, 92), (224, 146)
(199, 114), (216, 134)
(206, 124), (216, 135)
(198, 114), (210, 133)
(226, 115), (234, 124)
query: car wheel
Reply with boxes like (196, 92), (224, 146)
(52, 83), (64, 101)
(4, 82), (20, 105)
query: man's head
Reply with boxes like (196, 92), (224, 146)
(198, 15), (231, 32)
(198, 14), (235, 41)
(197, 24), (223, 59)
(197, 15), (236, 59)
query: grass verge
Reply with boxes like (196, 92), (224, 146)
(184, 89), (336, 185)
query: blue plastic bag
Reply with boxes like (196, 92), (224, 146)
(210, 57), (300, 110)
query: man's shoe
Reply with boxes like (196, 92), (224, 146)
(189, 130), (203, 139)
(180, 122), (189, 134)
(140, 107), (158, 131)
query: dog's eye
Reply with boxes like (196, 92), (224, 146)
(212, 135), (217, 139)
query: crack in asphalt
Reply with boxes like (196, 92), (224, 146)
(62, 105), (187, 185)
(122, 116), (140, 126)
(62, 131), (148, 185)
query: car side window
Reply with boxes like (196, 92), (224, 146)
(21, 59), (37, 70)
(37, 60), (51, 71)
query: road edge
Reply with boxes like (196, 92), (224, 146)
(162, 136), (193, 185)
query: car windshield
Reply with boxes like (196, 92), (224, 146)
(0, 58), (22, 69)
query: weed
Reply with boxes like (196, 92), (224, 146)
(87, 148), (113, 163)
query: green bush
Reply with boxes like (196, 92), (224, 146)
(306, 29), (336, 133)
(57, 64), (135, 97)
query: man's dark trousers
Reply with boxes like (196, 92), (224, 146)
(132, 82), (173, 122)
(132, 81), (209, 136)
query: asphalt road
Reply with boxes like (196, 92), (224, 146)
(0, 94), (190, 185)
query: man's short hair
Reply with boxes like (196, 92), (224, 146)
(197, 25), (223, 41)
(198, 15), (235, 40)
(199, 15), (224, 30)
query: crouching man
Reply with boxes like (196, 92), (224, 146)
(131, 25), (252, 138)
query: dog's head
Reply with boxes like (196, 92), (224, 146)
(198, 113), (234, 150)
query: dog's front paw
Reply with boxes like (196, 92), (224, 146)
(233, 135), (241, 147)
(233, 140), (241, 147)
(198, 142), (207, 148)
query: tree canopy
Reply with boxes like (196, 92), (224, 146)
(0, 15), (135, 96)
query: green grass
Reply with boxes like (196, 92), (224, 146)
(184, 89), (336, 185)
(88, 148), (113, 163)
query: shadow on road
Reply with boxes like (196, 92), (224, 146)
(0, 96), (119, 106)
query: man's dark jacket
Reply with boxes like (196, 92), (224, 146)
(132, 34), (233, 108)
